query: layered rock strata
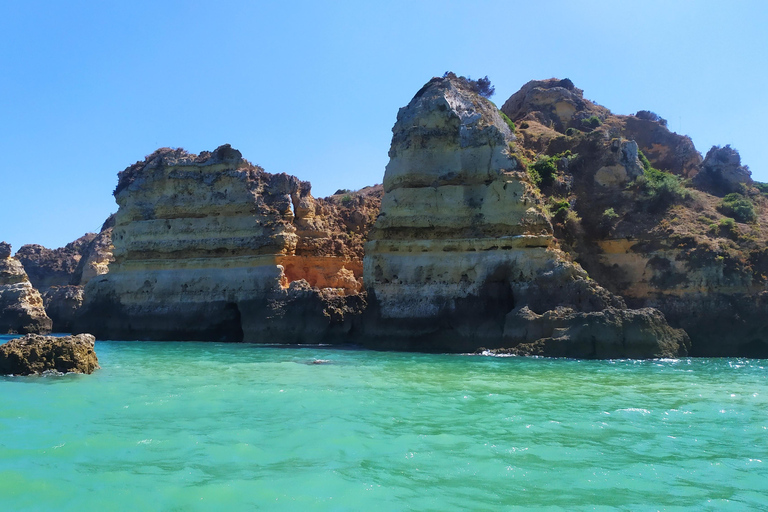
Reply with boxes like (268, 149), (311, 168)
(0, 242), (52, 334)
(500, 78), (768, 357)
(0, 333), (99, 375)
(76, 145), (369, 342)
(362, 76), (688, 358)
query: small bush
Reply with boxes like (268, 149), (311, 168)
(755, 182), (768, 196)
(718, 193), (756, 223)
(581, 115), (602, 128)
(633, 167), (690, 210)
(341, 194), (353, 205)
(637, 149), (652, 172)
(500, 111), (516, 132)
(718, 217), (739, 238)
(565, 127), (578, 136)
(519, 121), (529, 129)
(603, 207), (619, 220)
(548, 198), (570, 222)
(442, 71), (495, 98)
(635, 110), (668, 127)
(531, 157), (558, 188)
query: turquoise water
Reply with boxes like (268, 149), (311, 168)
(0, 337), (766, 511)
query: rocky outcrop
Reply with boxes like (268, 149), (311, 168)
(361, 75), (688, 358)
(502, 78), (702, 178)
(692, 145), (752, 195)
(0, 242), (52, 334)
(76, 145), (370, 342)
(498, 78), (768, 357)
(15, 234), (95, 289)
(14, 221), (114, 332)
(0, 333), (99, 375)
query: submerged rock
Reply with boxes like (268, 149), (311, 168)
(0, 242), (52, 334)
(0, 333), (98, 375)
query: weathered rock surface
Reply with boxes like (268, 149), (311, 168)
(42, 286), (85, 333)
(692, 145), (752, 195)
(0, 333), (98, 375)
(76, 145), (371, 342)
(362, 75), (688, 358)
(14, 221), (114, 332)
(0, 242), (52, 334)
(500, 78), (768, 357)
(502, 78), (702, 177)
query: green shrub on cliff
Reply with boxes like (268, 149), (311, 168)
(755, 182), (768, 196)
(547, 198), (571, 223)
(633, 167), (690, 211)
(718, 193), (756, 223)
(500, 111), (516, 133)
(582, 115), (602, 128)
(529, 151), (572, 188)
(637, 149), (652, 172)
(442, 71), (495, 98)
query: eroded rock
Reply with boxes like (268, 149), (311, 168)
(0, 333), (98, 375)
(362, 75), (688, 358)
(0, 243), (52, 334)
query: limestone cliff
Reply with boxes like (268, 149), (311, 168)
(362, 75), (688, 358)
(0, 242), (52, 334)
(501, 78), (768, 357)
(75, 145), (371, 342)
(15, 219), (114, 332)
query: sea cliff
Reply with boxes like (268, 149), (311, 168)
(75, 145), (374, 342)
(6, 74), (765, 357)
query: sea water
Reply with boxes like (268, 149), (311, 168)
(0, 336), (766, 511)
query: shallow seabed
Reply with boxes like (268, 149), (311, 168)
(0, 336), (766, 511)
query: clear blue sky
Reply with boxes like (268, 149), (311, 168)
(2, 0), (766, 251)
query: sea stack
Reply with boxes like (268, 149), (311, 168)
(362, 75), (689, 358)
(75, 145), (367, 342)
(0, 242), (52, 334)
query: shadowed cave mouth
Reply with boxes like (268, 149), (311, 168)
(219, 302), (244, 342)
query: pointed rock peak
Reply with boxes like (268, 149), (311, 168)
(0, 242), (10, 259)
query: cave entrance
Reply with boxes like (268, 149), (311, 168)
(218, 302), (244, 342)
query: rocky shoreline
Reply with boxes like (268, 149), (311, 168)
(3, 75), (766, 358)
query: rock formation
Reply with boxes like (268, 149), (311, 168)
(0, 333), (98, 375)
(500, 77), (768, 357)
(361, 75), (688, 358)
(14, 221), (114, 332)
(0, 242), (52, 334)
(75, 145), (376, 342)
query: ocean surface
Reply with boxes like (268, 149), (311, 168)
(0, 336), (766, 511)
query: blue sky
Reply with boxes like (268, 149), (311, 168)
(2, 0), (766, 251)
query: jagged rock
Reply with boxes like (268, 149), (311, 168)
(489, 306), (689, 359)
(498, 79), (768, 357)
(0, 243), (52, 334)
(502, 78), (702, 177)
(362, 75), (687, 358)
(0, 333), (98, 375)
(15, 235), (95, 289)
(76, 145), (370, 342)
(14, 222), (114, 332)
(42, 286), (85, 333)
(692, 145), (752, 195)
